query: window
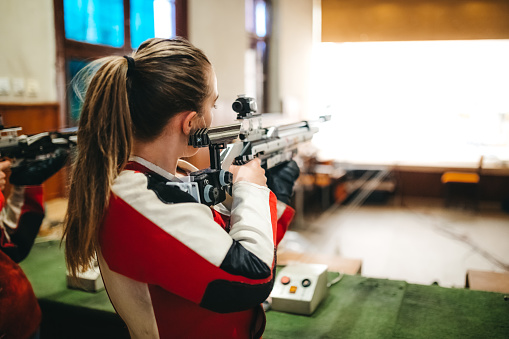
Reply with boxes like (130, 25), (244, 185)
(54, 0), (188, 126)
(245, 0), (274, 113)
(309, 40), (509, 166)
(131, 0), (177, 49)
(64, 0), (125, 47)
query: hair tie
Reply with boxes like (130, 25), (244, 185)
(124, 56), (136, 77)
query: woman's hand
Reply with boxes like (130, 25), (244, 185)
(229, 158), (267, 187)
(265, 160), (300, 205)
(0, 160), (12, 191)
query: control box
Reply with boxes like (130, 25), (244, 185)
(270, 263), (328, 315)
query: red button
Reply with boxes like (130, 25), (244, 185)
(281, 276), (291, 285)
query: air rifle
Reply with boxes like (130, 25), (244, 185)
(186, 95), (329, 206)
(0, 115), (77, 166)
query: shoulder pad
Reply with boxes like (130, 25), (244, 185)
(146, 174), (200, 204)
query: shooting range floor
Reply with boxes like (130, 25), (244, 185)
(40, 197), (509, 289)
(278, 197), (509, 288)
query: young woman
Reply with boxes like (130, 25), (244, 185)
(63, 37), (296, 338)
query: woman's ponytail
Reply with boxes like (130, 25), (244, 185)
(64, 56), (133, 276)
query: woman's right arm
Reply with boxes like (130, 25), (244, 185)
(99, 166), (278, 313)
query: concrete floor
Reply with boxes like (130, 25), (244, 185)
(278, 197), (509, 288)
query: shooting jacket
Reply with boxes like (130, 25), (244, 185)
(98, 157), (294, 339)
(0, 185), (45, 339)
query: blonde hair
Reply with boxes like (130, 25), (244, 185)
(63, 38), (212, 276)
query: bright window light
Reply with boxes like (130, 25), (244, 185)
(255, 2), (266, 37)
(130, 0), (175, 48)
(154, 0), (173, 38)
(309, 40), (509, 167)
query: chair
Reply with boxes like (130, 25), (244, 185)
(441, 156), (483, 210)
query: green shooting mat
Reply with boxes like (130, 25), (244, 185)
(20, 241), (509, 339)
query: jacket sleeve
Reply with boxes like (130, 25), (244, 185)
(274, 200), (295, 246)
(0, 186), (45, 263)
(100, 171), (278, 313)
(214, 196), (294, 246)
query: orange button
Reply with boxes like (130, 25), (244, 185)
(289, 286), (297, 293)
(281, 276), (290, 285)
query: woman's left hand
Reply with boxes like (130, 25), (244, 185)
(0, 160), (12, 191)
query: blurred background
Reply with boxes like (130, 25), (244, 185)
(1, 0), (508, 289)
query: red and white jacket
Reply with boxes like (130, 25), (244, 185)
(0, 185), (45, 339)
(98, 157), (294, 339)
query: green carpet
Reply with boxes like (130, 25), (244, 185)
(392, 283), (509, 339)
(20, 241), (509, 339)
(20, 240), (114, 312)
(265, 275), (509, 339)
(265, 275), (406, 339)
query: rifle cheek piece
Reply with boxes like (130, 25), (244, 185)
(187, 123), (240, 206)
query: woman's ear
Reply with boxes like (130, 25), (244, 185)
(181, 111), (198, 136)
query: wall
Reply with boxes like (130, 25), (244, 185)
(0, 0), (56, 103)
(188, 0), (248, 126)
(0, 0), (315, 122)
(188, 0), (315, 124)
(277, 0), (314, 120)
